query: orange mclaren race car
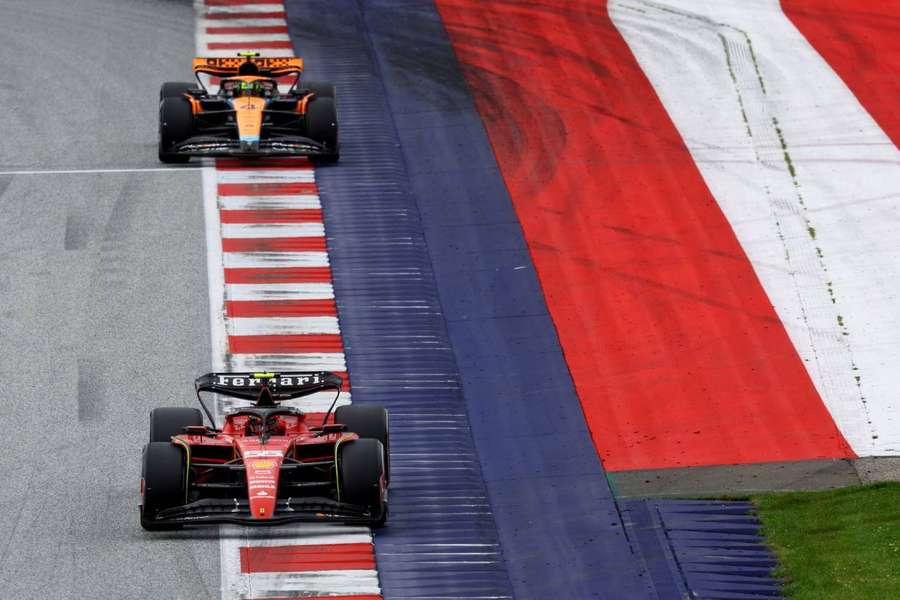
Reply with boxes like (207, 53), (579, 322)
(158, 52), (338, 163)
(140, 372), (389, 529)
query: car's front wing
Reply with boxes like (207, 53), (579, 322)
(171, 135), (331, 157)
(151, 497), (382, 526)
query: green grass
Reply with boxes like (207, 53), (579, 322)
(752, 482), (900, 599)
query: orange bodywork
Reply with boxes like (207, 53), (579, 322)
(233, 94), (267, 141)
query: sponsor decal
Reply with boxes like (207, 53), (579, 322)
(252, 460), (275, 469)
(216, 374), (322, 388)
(256, 491), (269, 496)
(244, 450), (282, 458)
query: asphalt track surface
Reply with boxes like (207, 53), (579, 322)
(0, 1), (218, 598)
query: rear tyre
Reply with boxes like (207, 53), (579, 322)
(141, 442), (187, 531)
(335, 405), (389, 484)
(304, 96), (339, 163)
(158, 96), (193, 164)
(150, 407), (203, 443)
(338, 439), (386, 527)
(301, 81), (335, 99)
(159, 81), (200, 101)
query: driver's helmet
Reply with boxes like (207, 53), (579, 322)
(236, 80), (265, 97)
(244, 414), (286, 436)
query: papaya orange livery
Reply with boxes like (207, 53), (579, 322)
(157, 52), (338, 163)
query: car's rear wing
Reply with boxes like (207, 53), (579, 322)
(195, 371), (342, 402)
(192, 57), (304, 78)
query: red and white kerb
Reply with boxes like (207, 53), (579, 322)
(197, 2), (382, 598)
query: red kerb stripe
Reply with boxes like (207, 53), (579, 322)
(204, 11), (286, 20)
(218, 182), (318, 196)
(206, 0), (282, 5)
(224, 267), (332, 283)
(207, 25), (288, 34)
(226, 300), (337, 317)
(246, 596), (380, 600)
(240, 543), (375, 573)
(208, 40), (293, 50)
(220, 209), (323, 224)
(216, 158), (310, 169)
(229, 334), (344, 353)
(222, 237), (326, 252)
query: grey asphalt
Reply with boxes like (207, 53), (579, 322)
(0, 1), (219, 598)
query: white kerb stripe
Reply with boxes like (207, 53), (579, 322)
(226, 282), (334, 301)
(217, 169), (314, 184)
(228, 353), (347, 372)
(219, 195), (321, 210)
(201, 18), (287, 28)
(221, 223), (325, 238)
(223, 251), (329, 268)
(203, 32), (290, 43)
(227, 316), (340, 336)
(204, 4), (285, 15)
(246, 571), (381, 596)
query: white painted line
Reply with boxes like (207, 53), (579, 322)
(227, 316), (340, 336)
(202, 165), (229, 378)
(222, 251), (329, 268)
(216, 169), (314, 183)
(0, 167), (203, 176)
(610, 0), (900, 455)
(228, 353), (347, 372)
(219, 195), (321, 210)
(226, 282), (334, 301)
(221, 222), (325, 238)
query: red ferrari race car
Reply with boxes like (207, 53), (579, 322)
(140, 372), (388, 530)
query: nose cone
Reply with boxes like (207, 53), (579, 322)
(240, 138), (259, 153)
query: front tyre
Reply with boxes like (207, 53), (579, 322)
(158, 96), (193, 164)
(338, 438), (386, 527)
(141, 442), (187, 531)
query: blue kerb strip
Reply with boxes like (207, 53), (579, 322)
(285, 2), (514, 598)
(622, 500), (785, 599)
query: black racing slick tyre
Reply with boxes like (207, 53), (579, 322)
(159, 81), (200, 101)
(149, 407), (203, 442)
(158, 96), (193, 164)
(141, 442), (187, 531)
(335, 405), (389, 484)
(304, 96), (339, 163)
(338, 438), (386, 527)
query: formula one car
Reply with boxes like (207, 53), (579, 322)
(158, 52), (338, 163)
(140, 372), (388, 529)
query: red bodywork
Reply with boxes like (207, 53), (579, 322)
(173, 411), (357, 521)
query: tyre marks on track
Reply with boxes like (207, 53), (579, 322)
(197, 2), (382, 598)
